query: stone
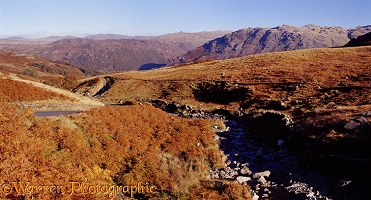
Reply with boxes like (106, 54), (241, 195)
(344, 120), (360, 130)
(230, 170), (239, 178)
(240, 166), (252, 175)
(236, 176), (251, 183)
(219, 170), (226, 178)
(257, 176), (267, 184)
(344, 116), (369, 131)
(355, 116), (369, 125)
(241, 162), (249, 167)
(307, 191), (315, 198)
(252, 193), (259, 200)
(253, 170), (271, 179)
(210, 171), (219, 179)
(363, 111), (371, 117)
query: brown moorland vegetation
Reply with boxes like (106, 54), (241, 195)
(0, 52), (100, 90)
(0, 100), (251, 199)
(87, 46), (371, 181)
(0, 78), (70, 102)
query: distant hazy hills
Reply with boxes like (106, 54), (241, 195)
(170, 25), (371, 65)
(84, 34), (156, 40)
(1, 25), (370, 72)
(0, 31), (229, 71)
(151, 31), (232, 52)
(34, 38), (184, 72)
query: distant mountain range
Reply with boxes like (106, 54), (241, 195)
(20, 38), (185, 72)
(0, 31), (230, 71)
(84, 34), (156, 40)
(1, 25), (370, 71)
(150, 31), (232, 52)
(169, 25), (371, 65)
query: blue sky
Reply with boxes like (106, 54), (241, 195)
(0, 0), (370, 38)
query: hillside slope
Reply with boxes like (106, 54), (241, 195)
(344, 31), (371, 47)
(0, 52), (104, 110)
(0, 31), (232, 72)
(170, 25), (371, 65)
(151, 30), (232, 52)
(0, 38), (184, 72)
(86, 47), (371, 199)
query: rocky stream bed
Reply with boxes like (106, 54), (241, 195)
(125, 99), (370, 199)
(211, 119), (332, 200)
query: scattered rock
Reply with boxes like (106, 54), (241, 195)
(240, 166), (252, 175)
(355, 116), (369, 124)
(210, 170), (219, 179)
(307, 191), (315, 198)
(210, 119), (330, 200)
(253, 170), (271, 179)
(236, 176), (251, 183)
(257, 176), (267, 184)
(252, 192), (259, 200)
(344, 116), (369, 131)
(344, 120), (360, 130)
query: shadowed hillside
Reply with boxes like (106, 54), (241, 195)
(344, 31), (371, 47)
(170, 25), (371, 65)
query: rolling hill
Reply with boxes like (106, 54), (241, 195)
(82, 47), (371, 199)
(1, 44), (370, 199)
(170, 24), (371, 65)
(0, 51), (104, 110)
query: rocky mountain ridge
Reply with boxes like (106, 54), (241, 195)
(170, 24), (371, 65)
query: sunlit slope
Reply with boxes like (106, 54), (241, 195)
(98, 46), (370, 112)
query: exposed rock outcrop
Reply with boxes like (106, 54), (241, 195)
(170, 25), (371, 65)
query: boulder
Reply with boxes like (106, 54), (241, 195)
(252, 192), (259, 200)
(165, 102), (182, 113)
(253, 170), (271, 179)
(236, 176), (251, 183)
(344, 120), (360, 130)
(151, 99), (168, 108)
(240, 166), (252, 175)
(245, 111), (294, 134)
(344, 116), (369, 131)
(257, 176), (267, 184)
